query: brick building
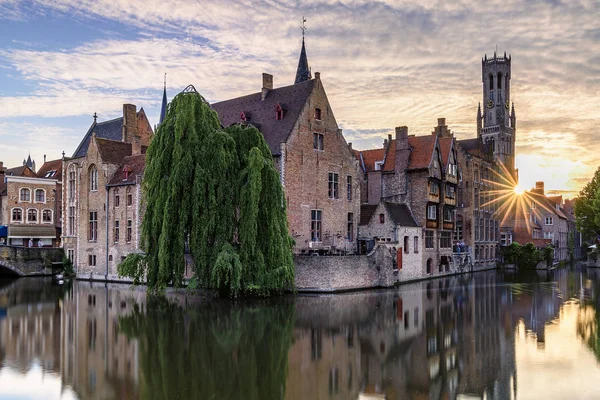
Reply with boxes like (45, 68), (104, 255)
(212, 38), (361, 254)
(37, 157), (64, 245)
(62, 104), (152, 278)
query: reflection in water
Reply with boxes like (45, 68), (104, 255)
(2, 267), (600, 399)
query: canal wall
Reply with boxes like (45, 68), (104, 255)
(0, 245), (64, 276)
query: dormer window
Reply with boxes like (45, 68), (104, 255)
(240, 112), (247, 122)
(275, 104), (284, 120)
(374, 161), (383, 171)
(44, 170), (56, 178)
(314, 108), (322, 120)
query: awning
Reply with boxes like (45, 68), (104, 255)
(8, 225), (56, 239)
(0, 225), (7, 237)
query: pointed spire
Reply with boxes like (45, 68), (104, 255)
(159, 72), (167, 125)
(294, 17), (311, 84)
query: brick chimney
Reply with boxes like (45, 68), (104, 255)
(395, 126), (409, 150)
(433, 118), (451, 137)
(535, 181), (544, 194)
(261, 73), (273, 101)
(122, 104), (137, 143)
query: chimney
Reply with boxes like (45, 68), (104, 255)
(383, 138), (388, 148)
(122, 104), (137, 143)
(395, 126), (408, 148)
(0, 161), (3, 172)
(535, 181), (545, 193)
(44, 154), (46, 163)
(437, 118), (446, 127)
(348, 142), (352, 150)
(315, 71), (320, 80)
(261, 73), (273, 101)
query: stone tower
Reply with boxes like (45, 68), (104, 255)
(477, 51), (516, 180)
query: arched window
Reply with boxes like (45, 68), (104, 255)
(426, 258), (432, 274)
(68, 164), (76, 200)
(11, 208), (22, 222)
(42, 209), (53, 223)
(89, 165), (98, 191)
(497, 72), (502, 89)
(35, 189), (45, 203)
(20, 188), (31, 202)
(489, 74), (494, 90)
(28, 209), (38, 223)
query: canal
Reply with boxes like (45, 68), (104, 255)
(1, 267), (600, 399)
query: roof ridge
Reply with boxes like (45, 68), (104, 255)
(212, 79), (314, 105)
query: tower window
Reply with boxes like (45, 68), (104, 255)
(489, 74), (494, 90)
(497, 72), (502, 89)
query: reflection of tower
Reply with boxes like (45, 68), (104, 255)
(478, 52), (517, 180)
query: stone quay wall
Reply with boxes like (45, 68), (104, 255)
(0, 245), (64, 276)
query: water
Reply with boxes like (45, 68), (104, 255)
(1, 267), (600, 399)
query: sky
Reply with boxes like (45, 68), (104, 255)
(0, 0), (598, 198)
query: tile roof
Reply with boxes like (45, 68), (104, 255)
(109, 154), (146, 185)
(384, 202), (419, 227)
(359, 204), (378, 225)
(212, 79), (315, 155)
(37, 159), (63, 180)
(357, 148), (386, 172)
(407, 135), (436, 170)
(4, 165), (36, 177)
(439, 136), (453, 167)
(95, 137), (132, 164)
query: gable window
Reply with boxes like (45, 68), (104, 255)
(127, 219), (132, 243)
(347, 176), (353, 201)
(68, 167), (76, 200)
(545, 217), (553, 225)
(68, 206), (76, 236)
(347, 213), (354, 242)
(425, 231), (434, 249)
(114, 220), (120, 243)
(379, 213), (385, 224)
(27, 209), (38, 223)
(414, 236), (419, 253)
(20, 188), (31, 202)
(310, 210), (322, 241)
(314, 108), (322, 120)
(328, 173), (339, 199)
(35, 189), (46, 203)
(11, 208), (22, 222)
(42, 210), (52, 223)
(427, 205), (437, 221)
(313, 133), (324, 151)
(89, 211), (98, 241)
(114, 189), (120, 207)
(89, 165), (98, 191)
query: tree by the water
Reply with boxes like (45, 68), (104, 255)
(118, 87), (295, 296)
(575, 167), (600, 243)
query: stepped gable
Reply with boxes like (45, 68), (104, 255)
(212, 79), (315, 156)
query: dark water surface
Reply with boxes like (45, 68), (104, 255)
(2, 267), (600, 399)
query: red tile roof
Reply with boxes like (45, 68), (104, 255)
(95, 137), (133, 164)
(108, 154), (146, 185)
(37, 159), (63, 181)
(407, 135), (436, 170)
(439, 137), (453, 167)
(358, 147), (387, 172)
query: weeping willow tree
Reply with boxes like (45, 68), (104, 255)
(118, 87), (294, 296)
(119, 296), (295, 399)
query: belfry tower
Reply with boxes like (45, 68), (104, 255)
(477, 51), (516, 180)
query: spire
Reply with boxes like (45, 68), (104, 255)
(294, 17), (311, 84)
(477, 102), (482, 136)
(159, 72), (167, 125)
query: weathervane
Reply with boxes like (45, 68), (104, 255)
(301, 16), (307, 40)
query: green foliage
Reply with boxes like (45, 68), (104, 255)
(502, 242), (521, 265)
(542, 244), (555, 267)
(567, 232), (575, 262)
(118, 296), (295, 400)
(575, 167), (600, 242)
(117, 253), (147, 286)
(501, 242), (542, 269)
(61, 257), (75, 277)
(118, 89), (294, 296)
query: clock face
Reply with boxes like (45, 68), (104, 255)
(487, 99), (494, 109)
(505, 100), (510, 110)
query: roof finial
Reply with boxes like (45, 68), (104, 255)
(164, 72), (167, 90)
(301, 16), (307, 41)
(93, 112), (97, 122)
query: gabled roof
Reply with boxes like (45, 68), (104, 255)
(212, 79), (315, 155)
(384, 202), (419, 227)
(37, 159), (63, 180)
(407, 135), (437, 170)
(4, 165), (36, 177)
(357, 148), (387, 172)
(108, 154), (146, 186)
(359, 204), (378, 226)
(439, 136), (454, 168)
(95, 137), (132, 164)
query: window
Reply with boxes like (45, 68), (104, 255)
(404, 236), (409, 254)
(20, 188), (31, 202)
(89, 211), (97, 241)
(347, 176), (352, 201)
(531, 214), (538, 224)
(347, 213), (354, 242)
(444, 207), (453, 222)
(127, 219), (132, 243)
(414, 236), (419, 253)
(27, 209), (38, 223)
(35, 189), (45, 203)
(440, 232), (452, 248)
(497, 72), (502, 89)
(114, 189), (120, 207)
(429, 182), (439, 196)
(313, 133), (324, 150)
(328, 173), (339, 199)
(311, 210), (322, 241)
(379, 213), (385, 224)
(427, 205), (437, 221)
(545, 217), (553, 225)
(544, 232), (554, 240)
(314, 108), (322, 120)
(455, 217), (463, 241)
(426, 258), (433, 274)
(67, 249), (74, 263)
(328, 368), (339, 395)
(126, 187), (133, 206)
(68, 206), (76, 235)
(89, 165), (98, 191)
(88, 254), (96, 266)
(445, 185), (455, 199)
(425, 231), (434, 249)
(114, 220), (120, 243)
(11, 208), (22, 222)
(489, 74), (494, 90)
(42, 210), (52, 223)
(69, 167), (76, 200)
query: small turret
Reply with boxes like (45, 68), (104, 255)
(477, 102), (482, 136)
(510, 102), (516, 129)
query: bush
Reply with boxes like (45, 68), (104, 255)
(61, 257), (75, 277)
